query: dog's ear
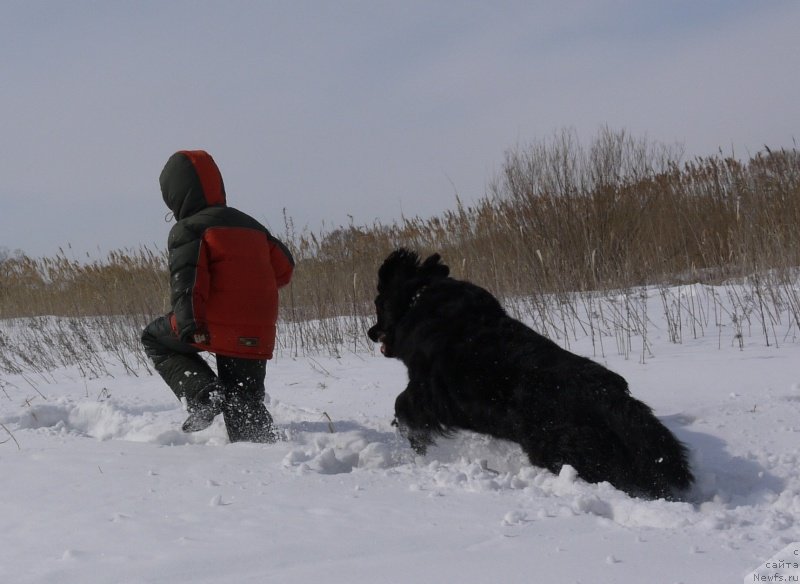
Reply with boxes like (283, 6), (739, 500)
(386, 248), (420, 268)
(378, 248), (421, 289)
(420, 253), (450, 278)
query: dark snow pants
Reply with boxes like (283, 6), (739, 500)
(141, 314), (273, 442)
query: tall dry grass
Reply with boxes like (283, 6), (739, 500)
(1, 128), (798, 381)
(285, 130), (799, 306)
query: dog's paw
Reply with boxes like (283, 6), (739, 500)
(407, 430), (434, 456)
(410, 441), (428, 456)
(393, 418), (434, 455)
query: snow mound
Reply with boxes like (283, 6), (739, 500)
(4, 398), (223, 446)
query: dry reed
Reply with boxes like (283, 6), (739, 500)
(1, 129), (798, 384)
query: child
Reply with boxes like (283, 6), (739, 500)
(142, 150), (294, 442)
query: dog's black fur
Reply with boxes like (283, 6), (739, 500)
(368, 249), (693, 499)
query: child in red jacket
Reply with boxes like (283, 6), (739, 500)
(142, 150), (294, 442)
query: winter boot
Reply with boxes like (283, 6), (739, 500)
(181, 382), (225, 433)
(221, 393), (278, 443)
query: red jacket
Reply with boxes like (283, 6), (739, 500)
(160, 150), (294, 359)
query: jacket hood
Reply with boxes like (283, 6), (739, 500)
(160, 150), (227, 220)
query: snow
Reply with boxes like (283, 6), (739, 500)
(2, 288), (800, 583)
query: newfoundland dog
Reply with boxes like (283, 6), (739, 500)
(367, 249), (693, 499)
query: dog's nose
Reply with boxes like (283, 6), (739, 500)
(367, 325), (380, 342)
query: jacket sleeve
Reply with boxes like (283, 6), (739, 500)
(267, 234), (295, 288)
(167, 223), (208, 341)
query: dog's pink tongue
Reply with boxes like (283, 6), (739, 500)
(380, 343), (386, 355)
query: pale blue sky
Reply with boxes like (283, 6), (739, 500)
(2, 1), (798, 257)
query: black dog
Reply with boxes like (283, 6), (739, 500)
(367, 249), (693, 499)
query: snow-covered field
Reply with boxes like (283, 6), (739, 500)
(2, 288), (799, 583)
